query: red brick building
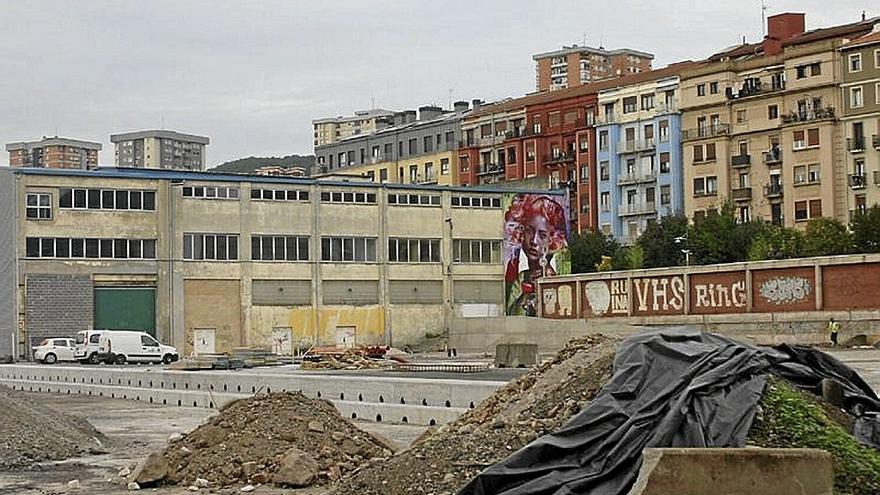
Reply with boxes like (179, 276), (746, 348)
(6, 137), (102, 169)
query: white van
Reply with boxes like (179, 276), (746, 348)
(74, 330), (107, 364)
(97, 331), (179, 365)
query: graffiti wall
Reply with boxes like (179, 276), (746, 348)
(538, 256), (880, 320)
(503, 193), (571, 317)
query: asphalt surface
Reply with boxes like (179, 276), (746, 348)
(827, 348), (880, 394)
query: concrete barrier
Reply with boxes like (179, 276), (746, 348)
(494, 343), (538, 368)
(627, 448), (833, 495)
(0, 365), (505, 426)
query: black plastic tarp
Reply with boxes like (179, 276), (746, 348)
(459, 328), (880, 495)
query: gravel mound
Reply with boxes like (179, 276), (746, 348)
(331, 335), (618, 495)
(154, 392), (395, 488)
(0, 384), (107, 470)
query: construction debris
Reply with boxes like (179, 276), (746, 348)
(140, 391), (394, 488)
(301, 348), (392, 370)
(330, 335), (619, 494)
(0, 384), (108, 470)
(168, 347), (293, 371)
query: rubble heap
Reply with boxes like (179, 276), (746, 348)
(141, 392), (395, 488)
(331, 335), (618, 495)
(0, 384), (107, 470)
(300, 350), (390, 370)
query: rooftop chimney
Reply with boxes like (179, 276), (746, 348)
(764, 13), (806, 55)
(392, 112), (407, 126)
(472, 99), (484, 112)
(404, 110), (417, 124)
(453, 100), (470, 113)
(418, 105), (443, 121)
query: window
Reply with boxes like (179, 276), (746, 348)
(623, 97), (637, 113)
(384, 143), (393, 157)
(849, 53), (862, 72)
(600, 192), (610, 212)
(320, 190), (376, 204)
(183, 234), (238, 261)
(25, 193), (51, 220)
(640, 94), (654, 110)
(423, 136), (433, 153)
(709, 82), (719, 94)
(768, 105), (778, 119)
(810, 62), (821, 76)
(794, 165), (806, 184)
(321, 236), (377, 262)
(660, 185), (671, 206)
(548, 112), (561, 127)
(60, 188), (157, 211)
(388, 238), (441, 263)
(807, 128), (820, 147)
(658, 120), (669, 142)
(796, 65), (808, 79)
(850, 86), (864, 108)
(694, 178), (705, 196)
(388, 193), (440, 207)
(453, 239), (501, 264)
(736, 109), (747, 124)
(408, 138), (417, 155)
(26, 237), (156, 259)
(251, 235), (309, 261)
(181, 186), (239, 200)
(693, 145), (703, 162)
(795, 200), (822, 221)
(440, 158), (450, 175)
(251, 188), (309, 202)
(738, 206), (751, 223)
(706, 176), (717, 194)
(808, 164), (820, 183)
(379, 168), (388, 182)
(793, 130), (806, 150)
(580, 165), (589, 183)
(876, 49), (880, 68)
(659, 152), (670, 173)
(705, 143), (716, 161)
(599, 161), (609, 181)
(697, 83), (706, 96)
(451, 195), (501, 209)
(599, 130), (608, 151)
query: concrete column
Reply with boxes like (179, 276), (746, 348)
(814, 264), (823, 311)
(239, 183), (252, 347)
(312, 184), (322, 346)
(442, 190), (454, 329)
(745, 267), (753, 313)
(378, 186), (391, 346)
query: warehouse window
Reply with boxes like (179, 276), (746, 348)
(388, 238), (441, 263)
(321, 236), (377, 262)
(25, 193), (52, 220)
(59, 188), (157, 211)
(25, 237), (156, 259)
(251, 235), (309, 261)
(319, 190), (376, 204)
(183, 233), (239, 261)
(181, 186), (239, 200)
(451, 195), (502, 209)
(453, 239), (502, 264)
(250, 189), (309, 202)
(387, 193), (440, 206)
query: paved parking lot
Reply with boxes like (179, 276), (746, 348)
(827, 349), (880, 393)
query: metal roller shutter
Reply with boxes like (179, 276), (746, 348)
(323, 280), (379, 305)
(389, 280), (443, 304)
(454, 280), (503, 304)
(252, 279), (312, 306)
(94, 287), (156, 336)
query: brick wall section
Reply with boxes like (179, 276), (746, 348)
(25, 274), (93, 348)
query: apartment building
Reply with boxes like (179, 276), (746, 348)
(0, 166), (556, 361)
(313, 103), (472, 186)
(680, 13), (877, 227)
(110, 130), (209, 171)
(312, 109), (397, 147)
(6, 137), (101, 170)
(534, 45), (654, 92)
(839, 27), (880, 217)
(595, 64), (691, 243)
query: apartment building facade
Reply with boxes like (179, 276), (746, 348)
(840, 28), (880, 217)
(6, 137), (102, 170)
(534, 45), (654, 92)
(595, 65), (689, 243)
(0, 166), (545, 361)
(313, 103), (472, 186)
(312, 109), (397, 147)
(680, 13), (877, 227)
(110, 130), (209, 171)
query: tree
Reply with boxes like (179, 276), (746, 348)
(619, 245), (645, 270)
(850, 205), (880, 253)
(688, 202), (760, 265)
(637, 215), (688, 268)
(748, 224), (804, 261)
(569, 230), (620, 273)
(803, 217), (851, 257)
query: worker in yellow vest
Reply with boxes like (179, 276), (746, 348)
(827, 318), (840, 346)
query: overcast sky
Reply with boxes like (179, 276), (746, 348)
(0, 0), (873, 167)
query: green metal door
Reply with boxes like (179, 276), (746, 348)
(94, 287), (156, 336)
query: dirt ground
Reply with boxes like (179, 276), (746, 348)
(0, 393), (426, 495)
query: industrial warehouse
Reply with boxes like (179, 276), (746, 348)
(0, 166), (568, 361)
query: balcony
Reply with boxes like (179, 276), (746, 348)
(849, 174), (867, 189)
(617, 171), (656, 186)
(655, 102), (678, 115)
(476, 163), (504, 176)
(616, 139), (656, 154)
(544, 151), (576, 165)
(763, 148), (782, 164)
(780, 107), (835, 125)
(731, 187), (752, 201)
(682, 124), (730, 142)
(848, 136), (866, 153)
(595, 113), (619, 126)
(503, 127), (526, 139)
(619, 201), (657, 216)
(726, 78), (785, 100)
(764, 184), (784, 199)
(731, 154), (751, 168)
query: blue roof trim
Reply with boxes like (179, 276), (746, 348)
(11, 166), (565, 196)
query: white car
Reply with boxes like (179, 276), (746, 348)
(33, 338), (77, 364)
(97, 331), (179, 365)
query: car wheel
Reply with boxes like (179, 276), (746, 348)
(88, 353), (100, 365)
(43, 353), (57, 365)
(162, 354), (174, 365)
(115, 354), (127, 365)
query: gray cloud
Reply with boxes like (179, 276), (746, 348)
(0, 0), (872, 166)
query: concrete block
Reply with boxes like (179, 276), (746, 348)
(494, 343), (538, 368)
(627, 448), (833, 495)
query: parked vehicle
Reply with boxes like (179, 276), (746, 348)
(97, 331), (179, 365)
(32, 338), (77, 364)
(74, 330), (107, 364)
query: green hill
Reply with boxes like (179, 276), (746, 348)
(210, 155), (315, 175)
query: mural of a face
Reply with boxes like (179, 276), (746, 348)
(523, 214), (551, 264)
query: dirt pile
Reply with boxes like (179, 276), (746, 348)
(331, 335), (618, 495)
(149, 392), (395, 488)
(300, 350), (390, 370)
(0, 384), (107, 470)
